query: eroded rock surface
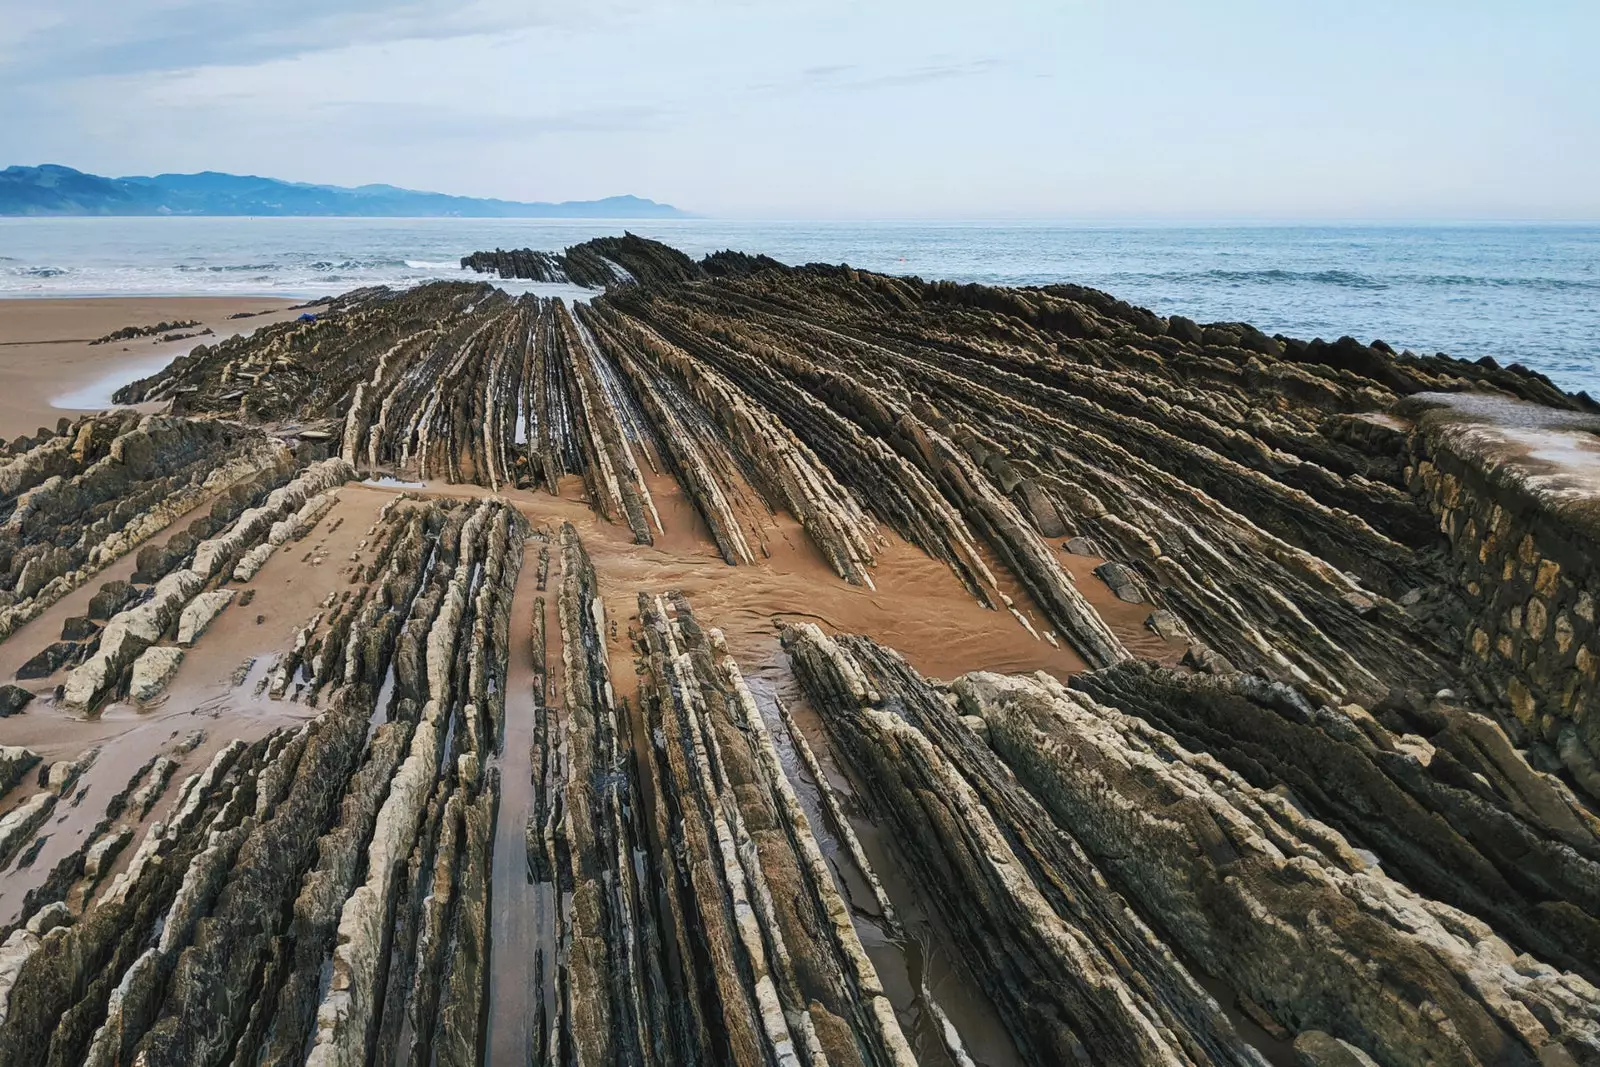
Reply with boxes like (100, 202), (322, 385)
(3, 236), (1599, 1067)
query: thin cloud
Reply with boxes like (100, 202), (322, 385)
(310, 102), (671, 140)
(0, 0), (643, 85)
(799, 63), (857, 80)
(753, 57), (999, 93)
(846, 58), (999, 88)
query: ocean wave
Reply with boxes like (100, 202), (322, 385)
(1397, 273), (1600, 293)
(16, 266), (68, 278)
(1124, 268), (1600, 293)
(307, 259), (408, 271)
(174, 263), (280, 273)
(404, 259), (465, 270)
(1129, 269), (1390, 290)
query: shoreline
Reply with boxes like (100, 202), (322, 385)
(0, 295), (301, 439)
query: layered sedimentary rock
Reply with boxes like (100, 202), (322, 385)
(5, 234), (1600, 1067)
(116, 238), (1599, 697)
(786, 624), (1600, 1066)
(0, 498), (524, 1067)
(59, 456), (355, 709)
(461, 233), (706, 288)
(0, 413), (288, 639)
(518, 538), (913, 1066)
(785, 623), (1266, 1067)
(632, 592), (916, 1067)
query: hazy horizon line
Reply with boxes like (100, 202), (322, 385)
(2, 213), (1597, 226)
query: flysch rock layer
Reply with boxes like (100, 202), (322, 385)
(3, 235), (1600, 1067)
(633, 591), (918, 1067)
(961, 666), (1600, 1066)
(59, 456), (354, 709)
(114, 240), (1593, 733)
(784, 622), (1267, 1067)
(787, 623), (1600, 1066)
(0, 415), (289, 641)
(0, 498), (523, 1067)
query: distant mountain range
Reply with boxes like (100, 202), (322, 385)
(0, 164), (690, 218)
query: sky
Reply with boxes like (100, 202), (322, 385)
(0, 0), (1595, 219)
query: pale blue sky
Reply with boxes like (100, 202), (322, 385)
(1, 0), (1594, 218)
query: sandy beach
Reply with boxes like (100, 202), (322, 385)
(0, 296), (300, 440)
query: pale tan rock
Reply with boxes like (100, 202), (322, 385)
(129, 646), (184, 702)
(176, 589), (235, 646)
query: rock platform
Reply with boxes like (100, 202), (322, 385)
(0, 236), (1595, 1065)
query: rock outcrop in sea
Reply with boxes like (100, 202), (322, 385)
(0, 235), (1596, 1066)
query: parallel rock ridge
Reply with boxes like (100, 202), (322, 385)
(784, 624), (1600, 1066)
(113, 238), (1600, 745)
(1, 234), (1598, 1067)
(0, 497), (524, 1067)
(0, 413), (289, 643)
(460, 233), (707, 288)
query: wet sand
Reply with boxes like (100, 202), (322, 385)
(0, 297), (299, 440)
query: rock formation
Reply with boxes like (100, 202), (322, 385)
(461, 233), (706, 288)
(2, 235), (1598, 1066)
(0, 498), (524, 1067)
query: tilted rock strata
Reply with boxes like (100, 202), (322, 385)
(783, 622), (1266, 1067)
(305, 499), (521, 1067)
(0, 499), (524, 1067)
(514, 533), (916, 1066)
(5, 235), (1599, 1066)
(60, 457), (355, 709)
(0, 414), (289, 640)
(461, 233), (706, 288)
(956, 666), (1600, 1066)
(634, 592), (916, 1067)
(112, 240), (1583, 705)
(1070, 662), (1600, 993)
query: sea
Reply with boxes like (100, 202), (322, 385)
(2, 217), (1597, 395)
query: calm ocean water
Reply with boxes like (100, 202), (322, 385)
(2, 217), (1597, 394)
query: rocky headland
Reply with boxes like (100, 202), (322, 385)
(0, 235), (1595, 1066)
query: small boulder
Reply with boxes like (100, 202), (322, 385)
(60, 616), (98, 642)
(16, 641), (87, 680)
(0, 746), (40, 795)
(1093, 561), (1147, 604)
(83, 827), (133, 880)
(0, 685), (33, 718)
(1064, 535), (1104, 557)
(130, 646), (184, 703)
(25, 900), (72, 936)
(1182, 644), (1236, 675)
(109, 430), (155, 476)
(1165, 314), (1204, 345)
(1145, 610), (1192, 643)
(42, 746), (97, 793)
(177, 590), (235, 647)
(87, 579), (137, 621)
